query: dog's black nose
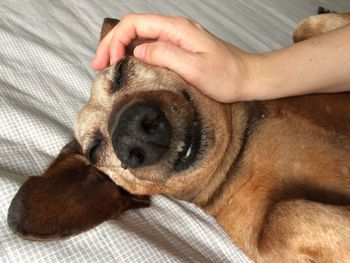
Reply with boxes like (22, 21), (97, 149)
(112, 101), (171, 168)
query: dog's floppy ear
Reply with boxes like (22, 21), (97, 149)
(7, 139), (150, 241)
(100, 18), (120, 42)
(100, 17), (155, 56)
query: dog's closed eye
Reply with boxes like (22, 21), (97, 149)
(86, 133), (104, 164)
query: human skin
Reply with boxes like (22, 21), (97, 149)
(91, 14), (350, 103)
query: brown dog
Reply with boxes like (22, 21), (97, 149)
(9, 11), (350, 262)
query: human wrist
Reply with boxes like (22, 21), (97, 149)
(238, 50), (290, 101)
(232, 51), (268, 102)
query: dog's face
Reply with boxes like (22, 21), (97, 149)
(75, 56), (232, 199)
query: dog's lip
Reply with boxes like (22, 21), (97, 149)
(173, 105), (203, 172)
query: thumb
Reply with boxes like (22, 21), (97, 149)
(133, 41), (202, 85)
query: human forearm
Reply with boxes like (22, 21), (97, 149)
(92, 14), (350, 103)
(244, 24), (350, 101)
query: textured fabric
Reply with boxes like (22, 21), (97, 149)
(0, 0), (349, 262)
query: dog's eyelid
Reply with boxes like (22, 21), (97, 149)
(86, 135), (104, 163)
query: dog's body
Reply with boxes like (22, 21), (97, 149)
(8, 10), (350, 263)
(206, 95), (350, 262)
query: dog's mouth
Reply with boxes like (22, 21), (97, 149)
(173, 110), (202, 172)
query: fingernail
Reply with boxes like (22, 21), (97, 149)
(91, 60), (98, 70)
(91, 58), (103, 71)
(134, 44), (147, 60)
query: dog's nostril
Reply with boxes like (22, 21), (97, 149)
(142, 116), (159, 134)
(111, 101), (171, 168)
(128, 148), (145, 167)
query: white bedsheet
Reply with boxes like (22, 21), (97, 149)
(1, 0), (349, 262)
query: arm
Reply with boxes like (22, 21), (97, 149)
(250, 24), (350, 100)
(92, 14), (350, 103)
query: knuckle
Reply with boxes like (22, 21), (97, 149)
(122, 13), (144, 25)
(122, 13), (136, 21)
(155, 42), (169, 58)
(152, 42), (173, 66)
(192, 21), (203, 30)
(179, 17), (202, 29)
(173, 17), (204, 33)
(145, 43), (161, 60)
(175, 16), (192, 27)
(145, 43), (156, 57)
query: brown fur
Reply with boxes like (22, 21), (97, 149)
(7, 139), (150, 241)
(73, 15), (350, 262)
(79, 15), (349, 262)
(8, 12), (350, 262)
(100, 18), (118, 42)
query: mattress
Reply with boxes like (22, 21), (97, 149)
(1, 0), (349, 262)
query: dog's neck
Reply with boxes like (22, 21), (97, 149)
(190, 101), (265, 215)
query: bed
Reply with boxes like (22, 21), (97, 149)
(1, 0), (349, 262)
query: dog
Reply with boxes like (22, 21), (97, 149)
(8, 9), (350, 263)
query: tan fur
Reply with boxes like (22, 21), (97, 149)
(74, 14), (350, 262)
(293, 13), (350, 42)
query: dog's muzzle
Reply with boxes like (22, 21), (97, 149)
(110, 101), (171, 169)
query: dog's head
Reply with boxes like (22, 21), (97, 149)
(7, 18), (234, 241)
(74, 19), (234, 201)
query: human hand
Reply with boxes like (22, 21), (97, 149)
(91, 14), (257, 103)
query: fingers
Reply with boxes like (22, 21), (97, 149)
(92, 25), (120, 70)
(108, 14), (203, 65)
(92, 13), (210, 70)
(90, 14), (252, 103)
(134, 41), (203, 86)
